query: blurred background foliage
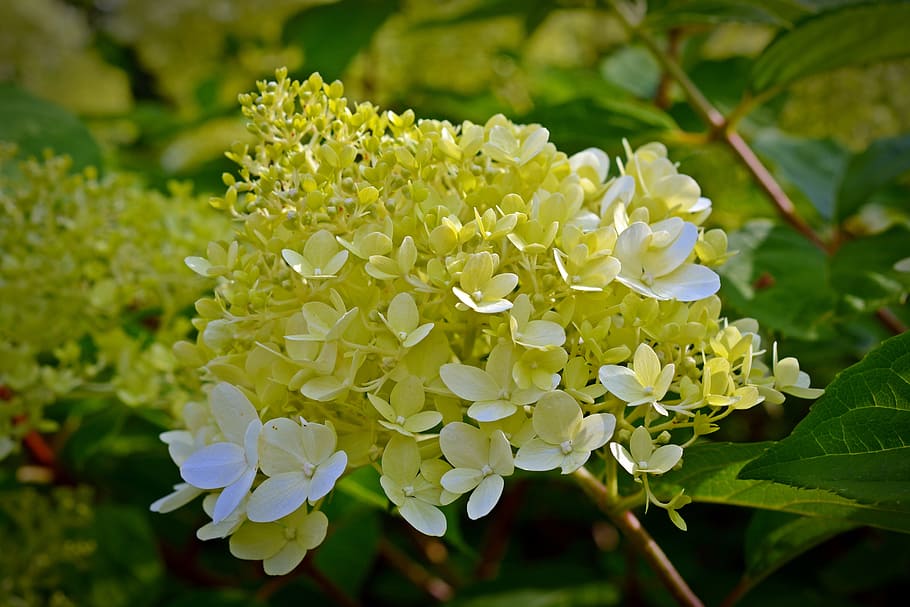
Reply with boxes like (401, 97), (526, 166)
(1, 0), (908, 606)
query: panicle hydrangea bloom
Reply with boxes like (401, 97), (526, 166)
(0, 148), (229, 456)
(153, 69), (823, 572)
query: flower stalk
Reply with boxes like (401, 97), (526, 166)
(574, 467), (704, 607)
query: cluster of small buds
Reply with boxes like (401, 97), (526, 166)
(0, 148), (229, 457)
(154, 69), (822, 573)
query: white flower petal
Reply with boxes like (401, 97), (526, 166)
(301, 422), (337, 464)
(150, 483), (202, 513)
(629, 426), (654, 463)
(382, 435), (421, 483)
(440, 364), (501, 402)
(532, 391), (581, 445)
(309, 450), (347, 503)
(598, 366), (646, 403)
(643, 220), (696, 277)
(489, 430), (514, 476)
(263, 541), (307, 576)
(213, 467), (256, 524)
(651, 263), (720, 301)
(180, 442), (247, 489)
(633, 344), (661, 386)
(610, 442), (636, 475)
(297, 510), (329, 549)
(229, 521), (285, 560)
(404, 411), (443, 433)
(514, 438), (563, 471)
(399, 499), (447, 536)
(210, 382), (259, 444)
(467, 475), (504, 519)
(403, 323), (434, 348)
(260, 417), (305, 475)
(573, 413), (616, 452)
(559, 449), (591, 474)
(467, 400), (517, 422)
(441, 468), (483, 494)
(440, 422), (488, 469)
(644, 444), (683, 474)
(247, 472), (309, 523)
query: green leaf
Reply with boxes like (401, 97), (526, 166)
(743, 511), (857, 592)
(645, 0), (811, 27)
(835, 134), (910, 222)
(283, 0), (399, 82)
(651, 441), (910, 533)
(829, 227), (910, 312)
(0, 85), (102, 171)
(336, 465), (388, 510)
(720, 222), (837, 340)
(89, 505), (163, 607)
(314, 505), (380, 595)
(600, 47), (661, 100)
(751, 2), (910, 93)
(740, 332), (910, 506)
(752, 130), (850, 221)
(62, 405), (128, 469)
(448, 582), (620, 607)
(520, 97), (677, 156)
(414, 0), (553, 33)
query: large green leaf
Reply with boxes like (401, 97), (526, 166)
(740, 332), (910, 507)
(742, 511), (857, 593)
(0, 85), (102, 171)
(835, 134), (910, 222)
(645, 0), (811, 27)
(600, 46), (661, 100)
(720, 222), (837, 340)
(414, 0), (554, 33)
(751, 2), (910, 93)
(316, 501), (381, 596)
(283, 0), (399, 82)
(752, 130), (850, 221)
(520, 97), (677, 156)
(829, 228), (910, 313)
(650, 441), (910, 533)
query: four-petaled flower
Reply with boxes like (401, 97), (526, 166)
(379, 434), (447, 536)
(247, 417), (347, 522)
(439, 423), (514, 519)
(610, 426), (683, 478)
(599, 343), (675, 415)
(369, 375), (443, 436)
(283, 229), (349, 279)
(179, 383), (262, 524)
(613, 217), (719, 301)
(453, 252), (518, 314)
(515, 390), (616, 474)
(440, 343), (543, 422)
(229, 507), (329, 576)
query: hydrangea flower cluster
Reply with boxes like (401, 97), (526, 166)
(155, 69), (822, 574)
(0, 148), (228, 458)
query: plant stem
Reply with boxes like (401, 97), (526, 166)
(608, 1), (827, 252)
(378, 538), (454, 602)
(574, 467), (705, 607)
(608, 0), (906, 336)
(724, 131), (828, 251)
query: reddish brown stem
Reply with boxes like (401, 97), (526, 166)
(575, 468), (704, 607)
(378, 539), (453, 602)
(474, 479), (528, 580)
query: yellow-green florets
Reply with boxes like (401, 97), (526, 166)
(0, 148), (229, 454)
(156, 69), (822, 572)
